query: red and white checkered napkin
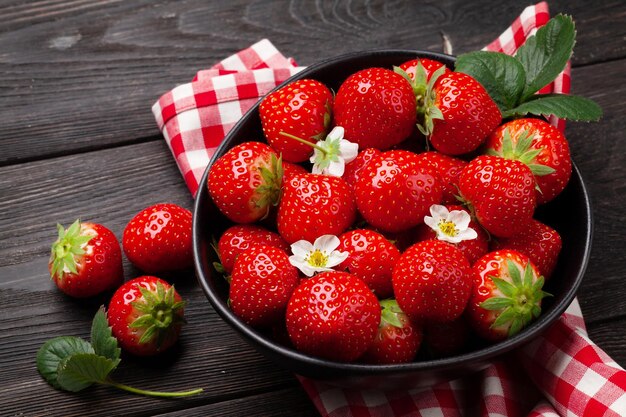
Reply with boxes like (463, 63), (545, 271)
(152, 2), (626, 416)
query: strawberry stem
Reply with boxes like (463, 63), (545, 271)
(279, 132), (327, 154)
(104, 380), (203, 398)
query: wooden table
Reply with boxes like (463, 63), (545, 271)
(1, 1), (624, 415)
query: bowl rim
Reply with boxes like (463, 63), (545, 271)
(192, 48), (593, 376)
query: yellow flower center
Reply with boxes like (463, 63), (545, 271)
(438, 220), (459, 237)
(306, 250), (329, 267)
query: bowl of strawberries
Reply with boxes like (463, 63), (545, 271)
(193, 44), (596, 388)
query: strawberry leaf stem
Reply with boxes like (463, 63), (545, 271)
(103, 380), (203, 398)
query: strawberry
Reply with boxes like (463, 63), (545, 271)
(343, 148), (381, 190)
(282, 161), (308, 181)
(285, 271), (380, 362)
(354, 150), (443, 232)
(423, 317), (470, 358)
(458, 155), (536, 238)
(337, 229), (401, 299)
(484, 118), (572, 204)
(414, 151), (467, 204)
(259, 79), (333, 162)
(122, 203), (193, 274)
(277, 173), (356, 244)
(467, 249), (549, 341)
(108, 276), (186, 356)
(361, 299), (423, 364)
(416, 70), (501, 155)
(207, 141), (282, 223)
(414, 204), (489, 264)
(333, 67), (417, 150)
(398, 58), (450, 82)
(215, 224), (290, 275)
(229, 245), (299, 328)
(49, 220), (123, 298)
(491, 219), (562, 279)
(392, 240), (472, 323)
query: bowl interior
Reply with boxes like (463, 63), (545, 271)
(192, 50), (592, 388)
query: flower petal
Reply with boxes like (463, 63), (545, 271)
(327, 159), (345, 177)
(457, 227), (478, 241)
(448, 209), (471, 230)
(291, 240), (314, 259)
(313, 235), (341, 252)
(436, 232), (462, 244)
(327, 126), (344, 140)
(429, 204), (449, 220)
(339, 140), (359, 163)
(424, 215), (439, 231)
(327, 250), (349, 267)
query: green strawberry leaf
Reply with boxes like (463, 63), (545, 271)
(56, 353), (118, 392)
(455, 50), (526, 111)
(480, 297), (514, 311)
(516, 14), (576, 101)
(502, 94), (602, 121)
(36, 336), (94, 388)
(90, 307), (121, 364)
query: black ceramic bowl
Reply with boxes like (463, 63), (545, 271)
(193, 50), (592, 389)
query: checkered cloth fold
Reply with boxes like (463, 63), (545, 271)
(151, 2), (625, 416)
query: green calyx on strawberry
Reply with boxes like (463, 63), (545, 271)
(50, 219), (94, 279)
(486, 128), (555, 179)
(379, 299), (406, 328)
(480, 259), (550, 337)
(130, 281), (187, 346)
(254, 152), (284, 211)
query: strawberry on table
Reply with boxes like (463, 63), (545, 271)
(259, 79), (333, 163)
(484, 118), (572, 204)
(229, 245), (299, 328)
(467, 249), (550, 342)
(361, 299), (423, 365)
(333, 67), (417, 150)
(392, 240), (473, 323)
(107, 276), (186, 356)
(458, 155), (536, 238)
(286, 271), (380, 362)
(491, 219), (562, 279)
(207, 141), (282, 224)
(49, 220), (123, 298)
(215, 224), (289, 276)
(123, 203), (193, 274)
(277, 173), (356, 244)
(337, 229), (401, 299)
(354, 150), (443, 233)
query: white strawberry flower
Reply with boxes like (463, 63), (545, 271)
(424, 204), (478, 244)
(310, 126), (358, 177)
(288, 234), (349, 277)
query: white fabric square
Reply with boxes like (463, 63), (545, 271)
(419, 408), (445, 417)
(184, 149), (211, 171)
(176, 109), (202, 133)
(171, 83), (195, 101)
(609, 393), (626, 414)
(212, 73), (237, 91)
(548, 351), (574, 378)
(360, 390), (388, 407)
(575, 368), (607, 398)
(483, 376), (505, 396)
(319, 388), (349, 413)
(217, 101), (243, 124)
(252, 39), (278, 61)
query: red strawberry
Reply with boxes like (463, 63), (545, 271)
(392, 240), (472, 323)
(277, 173), (356, 244)
(207, 141), (282, 223)
(467, 249), (549, 341)
(361, 299), (423, 364)
(414, 204), (489, 264)
(108, 276), (186, 356)
(229, 245), (299, 328)
(215, 224), (290, 275)
(333, 67), (417, 150)
(123, 203), (193, 274)
(398, 58), (450, 82)
(458, 155), (536, 238)
(414, 151), (467, 204)
(259, 79), (333, 162)
(282, 161), (308, 181)
(423, 317), (470, 358)
(491, 219), (562, 279)
(49, 220), (123, 298)
(337, 229), (401, 298)
(354, 150), (443, 232)
(417, 71), (501, 155)
(285, 271), (380, 362)
(343, 148), (381, 190)
(484, 118), (572, 204)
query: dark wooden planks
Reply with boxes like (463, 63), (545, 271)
(1, 0), (625, 164)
